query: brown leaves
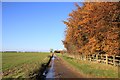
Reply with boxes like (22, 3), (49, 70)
(63, 2), (120, 56)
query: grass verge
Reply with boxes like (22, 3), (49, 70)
(59, 54), (118, 78)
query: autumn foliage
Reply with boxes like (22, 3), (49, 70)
(63, 2), (120, 56)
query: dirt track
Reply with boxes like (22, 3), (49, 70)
(54, 57), (83, 78)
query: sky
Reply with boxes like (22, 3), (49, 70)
(2, 2), (83, 52)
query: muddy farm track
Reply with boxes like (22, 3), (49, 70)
(37, 55), (84, 80)
(54, 57), (83, 78)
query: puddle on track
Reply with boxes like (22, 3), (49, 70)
(45, 56), (55, 79)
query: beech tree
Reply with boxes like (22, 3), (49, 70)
(63, 2), (120, 56)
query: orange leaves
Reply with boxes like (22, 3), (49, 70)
(63, 2), (120, 56)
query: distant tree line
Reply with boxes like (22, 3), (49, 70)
(54, 50), (67, 53)
(2, 51), (42, 53)
(63, 2), (120, 56)
(2, 51), (18, 53)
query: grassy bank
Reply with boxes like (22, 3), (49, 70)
(2, 52), (50, 78)
(59, 54), (118, 78)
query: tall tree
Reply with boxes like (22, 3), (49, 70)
(63, 2), (120, 56)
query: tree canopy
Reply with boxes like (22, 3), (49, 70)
(63, 2), (120, 56)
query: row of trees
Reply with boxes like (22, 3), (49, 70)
(63, 2), (120, 56)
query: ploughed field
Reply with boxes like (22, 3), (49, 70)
(2, 52), (50, 78)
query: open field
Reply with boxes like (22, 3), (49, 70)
(58, 54), (118, 78)
(2, 52), (50, 78)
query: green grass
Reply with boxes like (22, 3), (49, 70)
(59, 54), (118, 78)
(2, 52), (50, 78)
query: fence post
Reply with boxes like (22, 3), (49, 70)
(113, 55), (116, 66)
(88, 55), (89, 61)
(100, 54), (102, 59)
(96, 54), (98, 61)
(87, 55), (88, 60)
(90, 55), (92, 61)
(81, 55), (83, 60)
(106, 54), (108, 65)
(92, 55), (94, 61)
(85, 55), (86, 60)
(81, 55), (82, 60)
(84, 55), (86, 60)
